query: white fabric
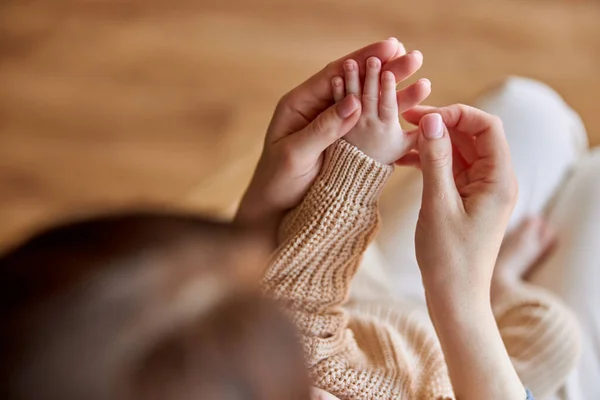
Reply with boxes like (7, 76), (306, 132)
(361, 76), (597, 399)
(528, 149), (600, 400)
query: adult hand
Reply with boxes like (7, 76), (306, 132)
(401, 105), (524, 400)
(402, 105), (518, 300)
(236, 39), (430, 240)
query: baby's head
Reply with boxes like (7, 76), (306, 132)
(0, 213), (310, 400)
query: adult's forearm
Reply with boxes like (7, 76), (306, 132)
(426, 291), (527, 400)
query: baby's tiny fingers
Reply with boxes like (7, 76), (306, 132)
(332, 76), (345, 103)
(344, 59), (361, 97)
(362, 57), (381, 116)
(379, 71), (398, 122)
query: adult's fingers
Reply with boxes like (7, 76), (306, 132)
(291, 94), (361, 156)
(417, 113), (460, 209)
(390, 37), (407, 58)
(405, 104), (511, 171)
(295, 38), (402, 110)
(449, 130), (477, 165)
(381, 50), (424, 84)
(394, 144), (469, 177)
(268, 39), (402, 141)
(405, 104), (494, 135)
(452, 143), (470, 177)
(439, 105), (510, 166)
(402, 105), (436, 125)
(404, 105), (476, 168)
(396, 78), (431, 115)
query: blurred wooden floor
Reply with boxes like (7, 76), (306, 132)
(1, 0), (600, 250)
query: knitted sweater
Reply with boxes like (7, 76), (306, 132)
(262, 140), (580, 400)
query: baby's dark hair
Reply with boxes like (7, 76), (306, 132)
(0, 212), (310, 400)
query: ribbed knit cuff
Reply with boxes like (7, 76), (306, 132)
(315, 139), (394, 206)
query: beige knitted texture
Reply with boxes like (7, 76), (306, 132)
(262, 139), (580, 400)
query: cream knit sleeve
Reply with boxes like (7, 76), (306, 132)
(261, 139), (392, 367)
(493, 283), (582, 399)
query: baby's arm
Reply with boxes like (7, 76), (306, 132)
(261, 139), (392, 365)
(261, 62), (405, 366)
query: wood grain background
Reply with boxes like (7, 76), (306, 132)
(1, 0), (599, 249)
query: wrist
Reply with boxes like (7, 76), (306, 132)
(316, 140), (393, 206)
(424, 278), (492, 320)
(426, 288), (494, 331)
(423, 272), (491, 303)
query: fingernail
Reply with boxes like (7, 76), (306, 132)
(336, 95), (359, 119)
(409, 50), (423, 60)
(387, 37), (398, 42)
(367, 57), (380, 68)
(422, 113), (443, 139)
(382, 71), (395, 82)
(418, 78), (431, 87)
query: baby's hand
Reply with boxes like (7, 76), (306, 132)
(332, 57), (430, 164)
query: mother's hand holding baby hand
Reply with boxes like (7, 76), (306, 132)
(236, 38), (427, 242)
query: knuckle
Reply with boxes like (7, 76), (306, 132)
(277, 141), (299, 169)
(311, 114), (329, 135)
(275, 93), (292, 113)
(379, 103), (395, 111)
(494, 173), (519, 205)
(489, 114), (504, 130)
(362, 94), (379, 102)
(454, 103), (470, 114)
(424, 151), (450, 169)
(444, 104), (465, 124)
(277, 91), (290, 106)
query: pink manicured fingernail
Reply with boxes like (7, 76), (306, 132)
(422, 113), (443, 139)
(336, 95), (359, 119)
(344, 60), (355, 71)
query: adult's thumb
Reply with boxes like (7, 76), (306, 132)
(293, 94), (361, 155)
(418, 113), (457, 207)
